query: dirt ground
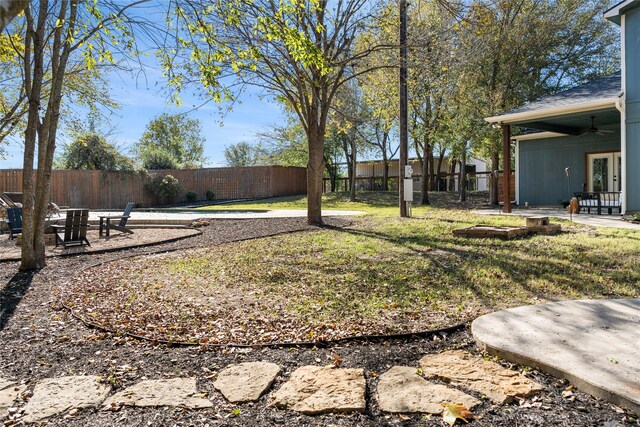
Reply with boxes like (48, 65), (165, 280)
(0, 217), (636, 426)
(0, 227), (201, 261)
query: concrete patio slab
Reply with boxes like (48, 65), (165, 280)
(472, 299), (640, 415)
(472, 208), (640, 230)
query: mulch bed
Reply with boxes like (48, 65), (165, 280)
(0, 217), (636, 426)
(0, 227), (201, 261)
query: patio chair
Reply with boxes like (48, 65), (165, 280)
(6, 207), (22, 239)
(99, 202), (135, 237)
(0, 192), (21, 208)
(52, 209), (90, 248)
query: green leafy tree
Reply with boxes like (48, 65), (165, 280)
(328, 81), (368, 201)
(166, 0), (385, 225)
(144, 174), (182, 205)
(457, 0), (619, 204)
(140, 148), (180, 170)
(56, 132), (135, 172)
(223, 142), (259, 167)
(4, 0), (166, 270)
(254, 116), (309, 167)
(357, 1), (461, 204)
(134, 113), (207, 169)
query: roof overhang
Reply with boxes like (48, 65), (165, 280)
(512, 132), (565, 142)
(604, 0), (640, 24)
(485, 97), (618, 125)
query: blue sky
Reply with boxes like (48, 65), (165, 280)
(0, 62), (287, 170)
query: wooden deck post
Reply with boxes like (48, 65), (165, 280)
(502, 124), (512, 213)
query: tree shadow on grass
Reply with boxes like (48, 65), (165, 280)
(0, 271), (34, 331)
(321, 223), (640, 308)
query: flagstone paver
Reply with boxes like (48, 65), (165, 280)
(102, 378), (212, 410)
(377, 366), (480, 414)
(214, 361), (281, 403)
(419, 350), (543, 404)
(22, 376), (110, 423)
(271, 366), (366, 415)
(0, 379), (26, 419)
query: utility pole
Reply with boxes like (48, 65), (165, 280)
(399, 0), (409, 217)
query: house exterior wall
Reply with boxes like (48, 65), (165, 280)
(518, 132), (620, 206)
(625, 6), (640, 211)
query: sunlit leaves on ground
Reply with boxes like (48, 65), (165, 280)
(62, 193), (640, 345)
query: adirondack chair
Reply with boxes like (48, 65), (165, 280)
(98, 202), (134, 237)
(52, 209), (90, 248)
(0, 192), (20, 208)
(6, 207), (22, 239)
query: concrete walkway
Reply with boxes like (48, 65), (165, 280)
(472, 299), (640, 415)
(472, 208), (640, 230)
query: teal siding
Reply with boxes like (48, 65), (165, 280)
(518, 132), (620, 206)
(625, 7), (640, 211)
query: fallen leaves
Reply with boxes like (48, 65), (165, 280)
(442, 403), (477, 426)
(562, 385), (575, 401)
(58, 244), (458, 346)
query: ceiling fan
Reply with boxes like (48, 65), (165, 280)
(580, 116), (614, 136)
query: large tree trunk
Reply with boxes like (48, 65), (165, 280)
(22, 0), (77, 269)
(307, 121), (324, 225)
(427, 148), (435, 191)
(381, 131), (390, 191)
(459, 153), (467, 202)
(323, 156), (336, 192)
(435, 147), (445, 191)
(349, 134), (356, 202)
(420, 134), (430, 205)
(448, 158), (457, 192)
(382, 155), (389, 192)
(20, 2), (48, 270)
(489, 148), (499, 205)
(420, 154), (429, 205)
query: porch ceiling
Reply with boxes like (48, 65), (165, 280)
(510, 107), (620, 135)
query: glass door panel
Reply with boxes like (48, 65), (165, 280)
(587, 152), (621, 192)
(589, 155), (609, 192)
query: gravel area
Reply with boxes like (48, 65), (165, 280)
(0, 217), (636, 426)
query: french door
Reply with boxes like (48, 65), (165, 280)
(587, 152), (621, 192)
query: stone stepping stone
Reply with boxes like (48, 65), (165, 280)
(214, 361), (280, 403)
(102, 378), (212, 409)
(22, 376), (110, 423)
(0, 379), (26, 419)
(419, 350), (543, 404)
(271, 366), (366, 415)
(377, 366), (479, 414)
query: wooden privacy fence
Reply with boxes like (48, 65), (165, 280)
(0, 166), (307, 209)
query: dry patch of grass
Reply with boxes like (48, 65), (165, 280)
(60, 196), (640, 345)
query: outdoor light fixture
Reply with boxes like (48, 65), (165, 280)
(565, 167), (572, 199)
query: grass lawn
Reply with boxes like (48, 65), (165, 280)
(62, 192), (640, 345)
